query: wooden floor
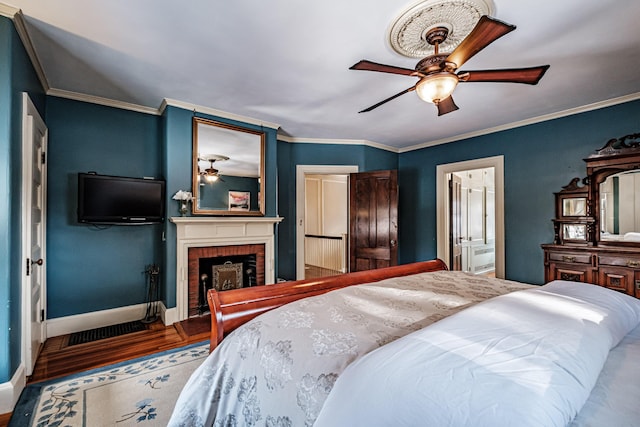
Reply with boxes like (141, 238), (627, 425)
(0, 315), (211, 426)
(305, 264), (342, 280)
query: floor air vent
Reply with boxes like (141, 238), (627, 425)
(68, 320), (147, 346)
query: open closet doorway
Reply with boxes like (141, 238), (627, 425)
(436, 156), (505, 278)
(296, 165), (358, 280)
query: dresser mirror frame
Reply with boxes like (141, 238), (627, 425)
(555, 178), (589, 220)
(191, 117), (265, 216)
(552, 178), (593, 245)
(585, 133), (640, 248)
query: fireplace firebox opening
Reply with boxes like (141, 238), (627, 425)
(187, 244), (266, 318)
(197, 254), (257, 314)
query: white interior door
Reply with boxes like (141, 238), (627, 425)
(22, 93), (47, 375)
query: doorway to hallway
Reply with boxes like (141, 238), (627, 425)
(296, 165), (357, 280)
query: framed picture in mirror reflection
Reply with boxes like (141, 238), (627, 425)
(229, 191), (250, 211)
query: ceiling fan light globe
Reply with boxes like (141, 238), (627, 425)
(206, 174), (218, 182)
(416, 73), (459, 104)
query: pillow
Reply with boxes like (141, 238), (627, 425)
(623, 232), (640, 242)
(541, 280), (640, 348)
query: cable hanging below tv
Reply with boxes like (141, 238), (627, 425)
(77, 172), (166, 225)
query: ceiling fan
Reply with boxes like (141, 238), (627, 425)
(350, 15), (550, 116)
(198, 155), (228, 183)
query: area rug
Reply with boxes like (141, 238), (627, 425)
(10, 341), (209, 426)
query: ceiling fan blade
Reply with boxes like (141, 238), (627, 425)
(436, 96), (459, 116)
(350, 60), (421, 77)
(445, 16), (516, 69)
(459, 65), (550, 84)
(358, 86), (416, 113)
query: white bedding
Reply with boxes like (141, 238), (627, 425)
(571, 323), (640, 426)
(314, 281), (640, 427)
(168, 271), (531, 426)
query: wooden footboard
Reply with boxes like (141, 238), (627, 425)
(206, 258), (448, 351)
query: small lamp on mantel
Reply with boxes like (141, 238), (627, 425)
(172, 190), (193, 216)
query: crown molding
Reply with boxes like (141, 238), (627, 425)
(47, 88), (160, 115)
(1, 5), (50, 92)
(0, 3), (18, 18)
(278, 135), (399, 153)
(400, 92), (640, 153)
(160, 98), (280, 130)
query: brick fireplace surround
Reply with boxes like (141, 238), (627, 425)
(170, 217), (283, 322)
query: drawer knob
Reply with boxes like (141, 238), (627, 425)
(562, 256), (576, 262)
(627, 260), (640, 268)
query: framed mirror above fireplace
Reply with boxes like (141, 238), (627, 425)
(192, 117), (265, 216)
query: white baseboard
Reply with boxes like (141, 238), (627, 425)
(46, 302), (176, 338)
(0, 362), (25, 414)
(162, 304), (179, 326)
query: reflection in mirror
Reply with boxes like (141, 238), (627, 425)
(192, 118), (265, 215)
(600, 170), (640, 242)
(563, 224), (586, 240)
(562, 198), (586, 217)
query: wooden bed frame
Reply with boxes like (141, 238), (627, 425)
(206, 258), (448, 351)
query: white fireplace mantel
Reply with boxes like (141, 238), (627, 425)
(170, 216), (283, 322)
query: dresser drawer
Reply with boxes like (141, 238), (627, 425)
(599, 255), (640, 269)
(547, 252), (592, 265)
(599, 266), (635, 295)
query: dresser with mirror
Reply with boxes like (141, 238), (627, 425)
(542, 133), (640, 298)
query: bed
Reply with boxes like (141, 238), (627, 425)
(168, 259), (640, 426)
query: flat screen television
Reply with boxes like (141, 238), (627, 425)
(77, 173), (166, 224)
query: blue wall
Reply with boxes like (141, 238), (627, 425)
(39, 96), (640, 315)
(45, 97), (163, 318)
(398, 99), (640, 284)
(0, 16), (45, 383)
(276, 141), (398, 280)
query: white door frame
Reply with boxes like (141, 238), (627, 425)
(436, 156), (504, 278)
(295, 165), (358, 279)
(21, 93), (47, 375)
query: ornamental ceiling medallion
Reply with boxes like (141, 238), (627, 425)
(388, 0), (495, 58)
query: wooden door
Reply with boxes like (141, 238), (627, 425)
(349, 170), (398, 272)
(449, 173), (462, 271)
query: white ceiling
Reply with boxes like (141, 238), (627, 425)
(4, 0), (640, 151)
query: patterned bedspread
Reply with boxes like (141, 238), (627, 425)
(168, 271), (532, 427)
